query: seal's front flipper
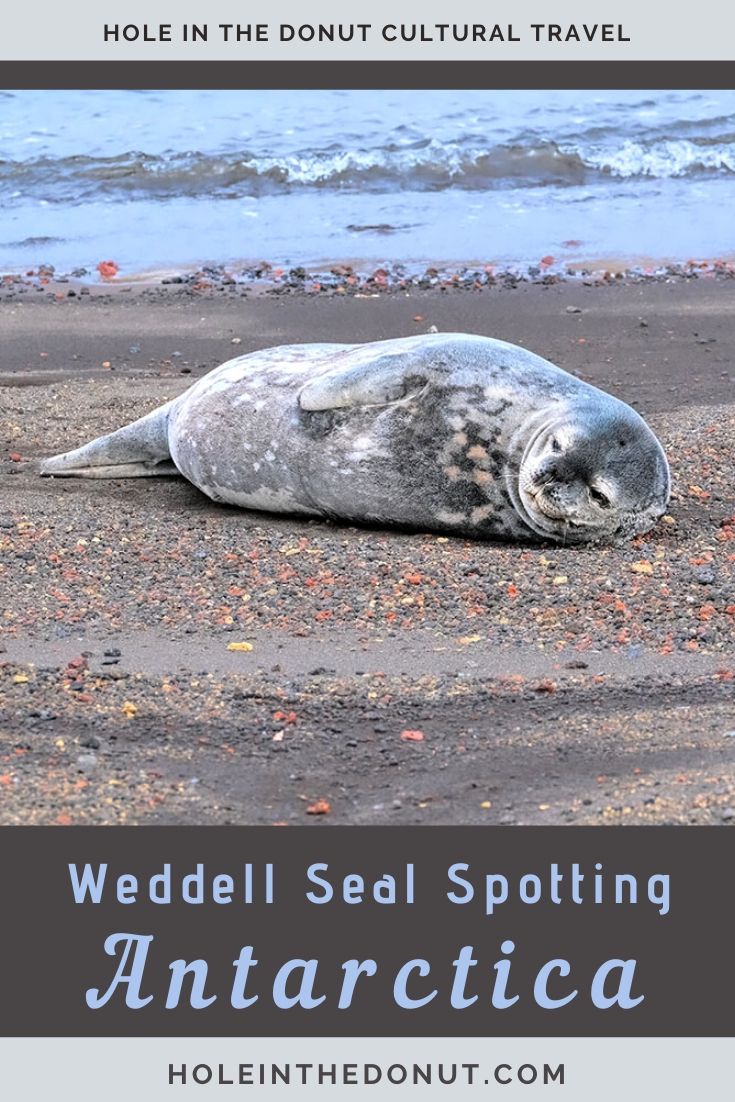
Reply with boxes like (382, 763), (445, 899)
(299, 346), (438, 412)
(41, 401), (176, 479)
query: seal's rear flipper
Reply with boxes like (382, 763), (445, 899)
(41, 400), (177, 479)
(41, 459), (179, 479)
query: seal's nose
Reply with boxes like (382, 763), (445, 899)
(547, 478), (588, 510)
(535, 451), (590, 488)
(534, 457), (568, 486)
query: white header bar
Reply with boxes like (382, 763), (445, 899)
(2, 1), (735, 61)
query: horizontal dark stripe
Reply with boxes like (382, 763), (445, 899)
(2, 59), (734, 90)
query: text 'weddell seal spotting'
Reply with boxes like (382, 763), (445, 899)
(41, 334), (670, 546)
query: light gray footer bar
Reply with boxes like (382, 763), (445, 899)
(0, 1038), (731, 1098)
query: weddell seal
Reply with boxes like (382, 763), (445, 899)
(41, 333), (670, 545)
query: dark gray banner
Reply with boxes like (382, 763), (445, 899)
(0, 826), (731, 1036)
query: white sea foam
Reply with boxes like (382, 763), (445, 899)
(579, 138), (735, 179)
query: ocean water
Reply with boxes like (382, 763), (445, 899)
(1, 89), (734, 278)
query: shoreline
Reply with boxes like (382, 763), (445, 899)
(3, 255), (735, 300)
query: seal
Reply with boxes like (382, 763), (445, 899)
(41, 333), (670, 545)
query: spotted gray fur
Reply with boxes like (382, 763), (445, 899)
(41, 334), (671, 545)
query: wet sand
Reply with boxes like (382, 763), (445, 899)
(1, 276), (734, 825)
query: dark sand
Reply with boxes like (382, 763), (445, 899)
(1, 276), (734, 825)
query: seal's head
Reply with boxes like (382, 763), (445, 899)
(509, 399), (671, 545)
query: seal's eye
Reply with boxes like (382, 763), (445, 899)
(551, 437), (562, 453)
(590, 487), (610, 509)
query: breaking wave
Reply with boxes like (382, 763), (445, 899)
(3, 134), (735, 205)
(583, 137), (735, 178)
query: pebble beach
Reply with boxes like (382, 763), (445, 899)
(1, 272), (734, 825)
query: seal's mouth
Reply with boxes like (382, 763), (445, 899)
(528, 485), (601, 526)
(518, 483), (608, 542)
(528, 486), (569, 522)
